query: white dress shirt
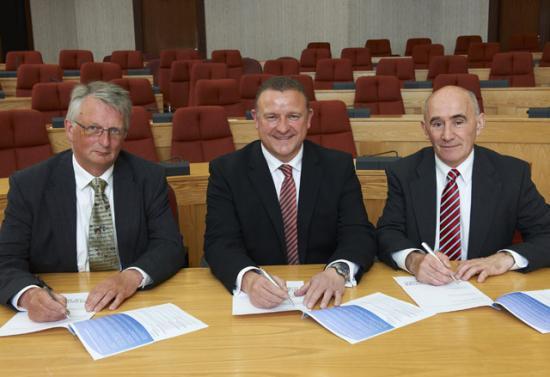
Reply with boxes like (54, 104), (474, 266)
(234, 144), (358, 292)
(392, 150), (528, 272)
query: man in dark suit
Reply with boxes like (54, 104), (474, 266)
(377, 85), (550, 285)
(0, 82), (185, 322)
(205, 76), (376, 310)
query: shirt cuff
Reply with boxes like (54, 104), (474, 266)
(326, 259), (359, 287)
(234, 266), (261, 294)
(499, 249), (528, 270)
(126, 267), (152, 288)
(392, 248), (423, 273)
(11, 285), (41, 311)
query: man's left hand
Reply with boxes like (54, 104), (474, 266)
(85, 269), (143, 312)
(455, 252), (515, 282)
(294, 268), (345, 309)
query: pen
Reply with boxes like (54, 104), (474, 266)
(420, 242), (458, 282)
(36, 276), (71, 317)
(258, 268), (296, 306)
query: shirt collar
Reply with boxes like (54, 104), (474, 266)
(72, 154), (114, 191)
(261, 143), (303, 174)
(434, 148), (474, 186)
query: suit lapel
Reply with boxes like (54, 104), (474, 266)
(468, 147), (501, 258)
(410, 149), (437, 247)
(297, 142), (322, 263)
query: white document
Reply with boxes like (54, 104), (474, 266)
(232, 281), (307, 315)
(0, 292), (94, 336)
(493, 289), (550, 334)
(394, 276), (494, 313)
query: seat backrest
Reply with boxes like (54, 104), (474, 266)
(467, 42), (500, 68)
(353, 76), (405, 115)
(80, 62), (123, 84)
(122, 106), (158, 162)
(239, 73), (273, 112)
(432, 73), (484, 112)
(340, 48), (373, 71)
(0, 109), (52, 177)
(412, 44), (444, 69)
(307, 42), (331, 55)
(171, 106), (235, 162)
(194, 78), (245, 117)
(508, 33), (539, 52)
(489, 52), (535, 87)
(405, 38), (432, 56)
(364, 39), (392, 57)
(167, 60), (200, 109)
(263, 58), (300, 75)
(427, 55), (468, 80)
(31, 82), (77, 124)
(454, 35), (482, 55)
(16, 64), (63, 97)
(242, 57), (263, 74)
(5, 51), (43, 71)
(307, 100), (356, 157)
(58, 49), (94, 70)
(540, 42), (550, 67)
(159, 48), (202, 101)
(111, 78), (157, 112)
(314, 58), (354, 89)
(188, 62), (228, 106)
(110, 50), (144, 70)
(211, 50), (243, 80)
(375, 58), (415, 87)
(299, 48), (331, 72)
(290, 74), (316, 101)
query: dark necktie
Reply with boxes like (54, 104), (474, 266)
(279, 164), (299, 264)
(439, 169), (462, 260)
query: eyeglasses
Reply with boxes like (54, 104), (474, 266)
(73, 120), (125, 138)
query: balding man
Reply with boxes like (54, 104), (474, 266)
(377, 85), (550, 285)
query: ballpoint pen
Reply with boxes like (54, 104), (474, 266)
(258, 268), (296, 306)
(36, 276), (71, 317)
(421, 242), (458, 282)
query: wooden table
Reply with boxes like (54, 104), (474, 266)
(0, 263), (548, 376)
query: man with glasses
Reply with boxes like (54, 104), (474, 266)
(377, 85), (550, 285)
(0, 82), (185, 322)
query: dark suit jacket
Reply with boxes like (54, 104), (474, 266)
(377, 145), (550, 271)
(204, 140), (376, 292)
(0, 150), (186, 306)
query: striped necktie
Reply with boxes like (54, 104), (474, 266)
(279, 164), (299, 264)
(439, 168), (462, 260)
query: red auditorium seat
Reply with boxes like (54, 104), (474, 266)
(340, 48), (373, 71)
(263, 58), (300, 75)
(454, 35), (482, 55)
(80, 62), (122, 84)
(167, 60), (200, 109)
(353, 76), (405, 115)
(239, 73), (273, 112)
(194, 79), (245, 117)
(508, 33), (540, 52)
(111, 78), (158, 113)
(299, 48), (331, 72)
(426, 55), (468, 80)
(467, 42), (500, 68)
(188, 62), (228, 106)
(5, 51), (43, 71)
(31, 82), (77, 124)
(307, 100), (356, 157)
(159, 48), (202, 102)
(58, 50), (94, 70)
(110, 50), (144, 70)
(307, 42), (331, 55)
(365, 39), (392, 57)
(171, 106), (235, 162)
(211, 50), (244, 80)
(16, 64), (63, 97)
(314, 58), (354, 90)
(432, 73), (484, 112)
(489, 52), (535, 87)
(122, 106), (158, 162)
(375, 58), (415, 87)
(242, 58), (263, 74)
(290, 74), (316, 101)
(412, 44), (444, 69)
(540, 42), (550, 67)
(0, 109), (52, 177)
(405, 38), (432, 56)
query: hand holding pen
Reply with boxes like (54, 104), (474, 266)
(241, 268), (291, 309)
(259, 268), (296, 306)
(18, 277), (70, 322)
(421, 242), (458, 283)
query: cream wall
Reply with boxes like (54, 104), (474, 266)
(205, 0), (489, 60)
(30, 0), (135, 63)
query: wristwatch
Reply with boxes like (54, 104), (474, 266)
(329, 262), (350, 282)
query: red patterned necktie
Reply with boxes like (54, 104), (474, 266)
(439, 168), (462, 260)
(279, 164), (299, 264)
